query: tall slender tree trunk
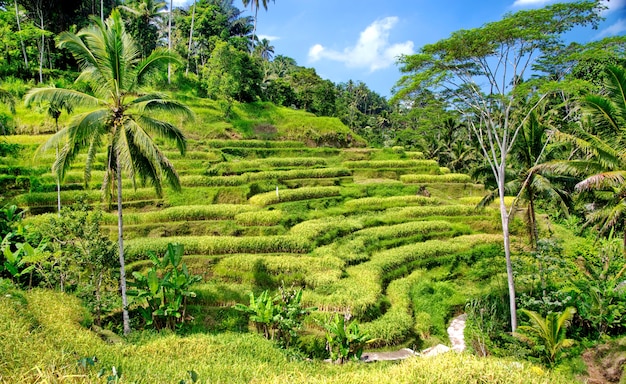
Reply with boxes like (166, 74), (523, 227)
(498, 165), (517, 332)
(117, 155), (131, 335)
(185, 0), (196, 76)
(168, 0), (172, 84)
(101, 0), (104, 22)
(55, 119), (61, 215)
(14, 0), (28, 68)
(38, 7), (44, 83)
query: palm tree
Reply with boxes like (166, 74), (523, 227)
(25, 10), (192, 335)
(120, 0), (166, 59)
(241, 0), (274, 47)
(46, 98), (73, 214)
(516, 307), (576, 365)
(254, 38), (274, 61)
(541, 65), (626, 249)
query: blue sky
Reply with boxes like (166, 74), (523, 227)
(173, 0), (626, 97)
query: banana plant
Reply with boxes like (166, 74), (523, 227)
(324, 314), (370, 363)
(128, 243), (201, 331)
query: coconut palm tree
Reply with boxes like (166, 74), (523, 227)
(46, 98), (73, 214)
(120, 0), (166, 59)
(540, 65), (626, 249)
(241, 0), (274, 47)
(254, 38), (274, 61)
(25, 10), (191, 335)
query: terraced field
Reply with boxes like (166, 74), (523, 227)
(4, 136), (506, 349)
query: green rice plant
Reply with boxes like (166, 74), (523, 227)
(459, 196), (516, 207)
(405, 151), (424, 159)
(220, 147), (340, 158)
(344, 195), (442, 212)
(0, 289), (574, 383)
(249, 186), (341, 207)
(124, 235), (312, 261)
(289, 216), (364, 241)
(400, 173), (472, 183)
(247, 168), (351, 182)
(101, 204), (257, 225)
(304, 263), (382, 317)
(203, 139), (306, 148)
(353, 220), (454, 241)
(411, 279), (467, 341)
(379, 205), (478, 221)
(361, 269), (425, 347)
(2, 134), (51, 145)
(181, 174), (249, 187)
(235, 210), (283, 226)
(214, 254), (343, 288)
(342, 159), (439, 170)
(208, 157), (327, 176)
(404, 174), (471, 184)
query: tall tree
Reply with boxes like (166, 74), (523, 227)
(254, 38), (273, 60)
(545, 65), (626, 250)
(25, 10), (191, 335)
(119, 0), (166, 59)
(393, 1), (603, 331)
(241, 0), (273, 49)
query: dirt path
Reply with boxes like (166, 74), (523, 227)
(447, 314), (467, 352)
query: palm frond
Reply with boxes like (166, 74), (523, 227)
(24, 88), (100, 110)
(135, 96), (194, 121)
(0, 89), (15, 114)
(133, 114), (187, 155)
(583, 95), (620, 135)
(575, 171), (626, 192)
(136, 49), (180, 86)
(50, 110), (108, 181)
(532, 160), (606, 178)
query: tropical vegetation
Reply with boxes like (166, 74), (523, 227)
(0, 0), (625, 383)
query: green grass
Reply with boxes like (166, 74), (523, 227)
(0, 289), (574, 384)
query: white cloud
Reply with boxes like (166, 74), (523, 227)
(597, 18), (626, 37)
(600, 0), (626, 15)
(307, 17), (414, 72)
(257, 34), (280, 42)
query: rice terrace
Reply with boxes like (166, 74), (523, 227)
(0, 0), (625, 383)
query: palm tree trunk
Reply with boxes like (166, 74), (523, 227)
(117, 155), (131, 335)
(185, 0), (196, 76)
(498, 165), (517, 332)
(14, 0), (28, 68)
(55, 119), (61, 215)
(100, 0), (104, 22)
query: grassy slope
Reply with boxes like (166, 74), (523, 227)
(0, 289), (574, 384)
(10, 94), (365, 146)
(0, 94), (585, 383)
